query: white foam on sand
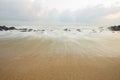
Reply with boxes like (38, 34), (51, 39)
(0, 27), (119, 45)
(0, 26), (120, 57)
(0, 27), (119, 40)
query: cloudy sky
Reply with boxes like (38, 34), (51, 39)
(0, 0), (120, 26)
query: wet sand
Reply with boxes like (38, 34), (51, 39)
(0, 37), (120, 80)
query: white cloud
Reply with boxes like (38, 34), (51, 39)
(0, 0), (120, 26)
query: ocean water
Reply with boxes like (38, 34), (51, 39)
(0, 26), (110, 39)
(0, 26), (120, 57)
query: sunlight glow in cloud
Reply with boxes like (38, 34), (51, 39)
(104, 12), (120, 20)
(30, 0), (35, 3)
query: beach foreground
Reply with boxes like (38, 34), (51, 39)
(0, 30), (120, 80)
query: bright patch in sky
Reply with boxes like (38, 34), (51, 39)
(104, 12), (120, 20)
(30, 0), (35, 3)
(43, 0), (120, 12)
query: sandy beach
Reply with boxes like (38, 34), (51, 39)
(0, 30), (120, 80)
